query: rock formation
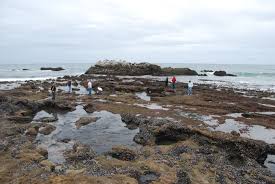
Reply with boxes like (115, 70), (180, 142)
(85, 60), (198, 76)
(40, 67), (65, 71)
(214, 71), (237, 76)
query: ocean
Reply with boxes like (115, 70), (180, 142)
(0, 63), (275, 92)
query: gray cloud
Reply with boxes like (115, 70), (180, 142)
(1, 0), (275, 64)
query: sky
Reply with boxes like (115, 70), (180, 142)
(1, 0), (275, 64)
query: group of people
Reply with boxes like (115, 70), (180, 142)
(50, 79), (94, 100)
(165, 76), (193, 95)
(50, 76), (193, 101)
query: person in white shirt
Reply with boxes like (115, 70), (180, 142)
(87, 80), (92, 96)
(187, 81), (193, 95)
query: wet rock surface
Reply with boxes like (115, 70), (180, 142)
(85, 60), (198, 76)
(38, 124), (56, 135)
(1, 72), (275, 183)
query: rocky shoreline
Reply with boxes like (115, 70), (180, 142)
(0, 62), (275, 183)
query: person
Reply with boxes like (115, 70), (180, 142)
(171, 76), (176, 90)
(87, 80), (92, 96)
(165, 77), (169, 87)
(187, 80), (193, 95)
(50, 83), (56, 100)
(67, 80), (72, 93)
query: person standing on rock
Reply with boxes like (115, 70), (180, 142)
(165, 77), (169, 87)
(67, 80), (72, 93)
(50, 83), (57, 100)
(187, 80), (193, 95)
(172, 76), (176, 91)
(87, 80), (92, 96)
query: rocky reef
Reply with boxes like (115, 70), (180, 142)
(0, 67), (275, 183)
(85, 60), (198, 76)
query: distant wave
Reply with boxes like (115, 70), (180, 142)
(236, 72), (275, 77)
(0, 77), (57, 82)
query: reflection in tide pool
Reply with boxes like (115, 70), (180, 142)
(136, 92), (151, 101)
(35, 105), (139, 164)
(265, 155), (275, 177)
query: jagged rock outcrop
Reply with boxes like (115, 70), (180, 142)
(85, 60), (198, 76)
(127, 115), (274, 165)
(85, 60), (162, 76)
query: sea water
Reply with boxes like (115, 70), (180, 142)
(0, 63), (275, 92)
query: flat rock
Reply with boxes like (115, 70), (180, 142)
(39, 124), (56, 135)
(75, 117), (99, 129)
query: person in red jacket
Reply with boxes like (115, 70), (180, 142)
(171, 76), (176, 91)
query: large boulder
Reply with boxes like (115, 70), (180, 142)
(214, 71), (237, 77)
(85, 60), (162, 76)
(161, 67), (198, 76)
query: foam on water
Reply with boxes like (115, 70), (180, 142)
(136, 92), (151, 101)
(134, 103), (169, 110)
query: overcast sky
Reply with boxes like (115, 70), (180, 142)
(1, 0), (275, 64)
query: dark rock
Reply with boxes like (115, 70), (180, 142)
(121, 113), (147, 129)
(214, 71), (237, 77)
(133, 117), (272, 165)
(161, 67), (198, 76)
(242, 112), (275, 119)
(201, 70), (213, 72)
(107, 146), (137, 161)
(85, 60), (198, 76)
(58, 138), (71, 143)
(198, 74), (207, 76)
(214, 71), (227, 76)
(231, 131), (240, 137)
(83, 104), (95, 113)
(40, 67), (64, 71)
(138, 171), (160, 184)
(176, 170), (191, 184)
(169, 144), (190, 157)
(22, 69), (29, 71)
(8, 116), (33, 124)
(39, 124), (56, 135)
(268, 160), (275, 164)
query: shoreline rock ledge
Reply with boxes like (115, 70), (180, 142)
(85, 60), (198, 76)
